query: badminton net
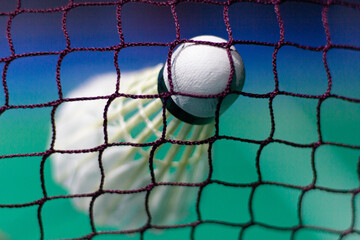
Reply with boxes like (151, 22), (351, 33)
(1, 0), (360, 239)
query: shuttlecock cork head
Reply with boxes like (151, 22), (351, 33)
(158, 35), (245, 125)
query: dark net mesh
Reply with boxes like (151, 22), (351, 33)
(1, 0), (360, 239)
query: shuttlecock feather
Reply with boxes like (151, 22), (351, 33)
(52, 65), (213, 229)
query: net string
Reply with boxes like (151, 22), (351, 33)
(0, 0), (360, 239)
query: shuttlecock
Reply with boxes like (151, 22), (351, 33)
(51, 35), (245, 230)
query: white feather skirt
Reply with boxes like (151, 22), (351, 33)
(51, 64), (214, 230)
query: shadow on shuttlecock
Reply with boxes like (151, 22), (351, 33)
(51, 65), (215, 231)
